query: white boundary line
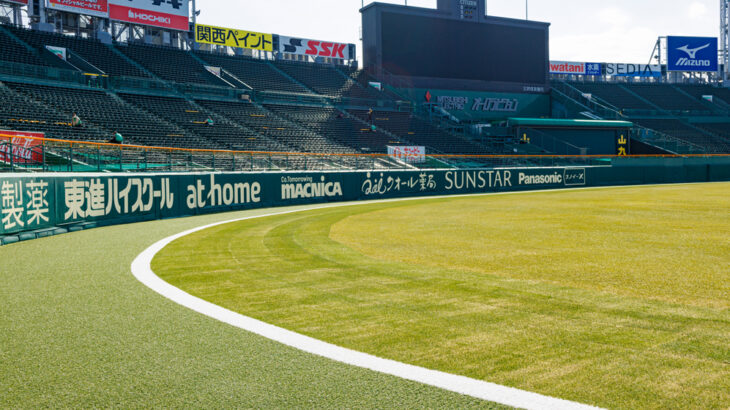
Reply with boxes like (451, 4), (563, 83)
(130, 189), (630, 410)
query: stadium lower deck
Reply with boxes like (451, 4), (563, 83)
(0, 23), (728, 163)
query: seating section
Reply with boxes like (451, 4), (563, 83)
(677, 85), (730, 106)
(273, 61), (381, 99)
(349, 109), (493, 155)
(568, 82), (655, 111)
(266, 104), (396, 152)
(0, 82), (101, 141)
(199, 100), (352, 153)
(118, 44), (225, 86)
(5, 82), (217, 148)
(624, 84), (710, 112)
(634, 118), (730, 153)
(119, 94), (285, 152)
(5, 25), (149, 78)
(0, 26), (49, 67)
(194, 52), (309, 94)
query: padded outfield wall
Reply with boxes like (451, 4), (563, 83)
(1, 157), (729, 237)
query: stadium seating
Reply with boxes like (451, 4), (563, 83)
(349, 109), (494, 155)
(567, 82), (656, 111)
(623, 84), (711, 113)
(633, 118), (730, 153)
(265, 104), (396, 152)
(5, 82), (225, 149)
(118, 43), (226, 86)
(0, 81), (102, 141)
(0, 26), (50, 67)
(194, 51), (310, 94)
(4, 25), (150, 78)
(272, 60), (381, 100)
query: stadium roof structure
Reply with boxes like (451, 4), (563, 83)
(508, 118), (634, 128)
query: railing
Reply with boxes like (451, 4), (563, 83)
(0, 59), (91, 87)
(1, 134), (728, 174)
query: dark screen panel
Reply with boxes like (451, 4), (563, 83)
(381, 12), (547, 84)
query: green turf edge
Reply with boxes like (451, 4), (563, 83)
(0, 203), (509, 409)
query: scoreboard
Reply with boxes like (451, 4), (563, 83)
(361, 1), (550, 93)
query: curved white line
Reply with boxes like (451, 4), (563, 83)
(131, 194), (603, 410)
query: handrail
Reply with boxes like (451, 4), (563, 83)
(1, 134), (728, 160)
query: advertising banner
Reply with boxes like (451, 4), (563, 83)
(549, 61), (601, 76)
(195, 24), (273, 52)
(605, 63), (662, 78)
(279, 35), (352, 60)
(387, 146), (426, 164)
(3, 160), (730, 238)
(4, 0), (28, 5)
(667, 36), (718, 72)
(109, 0), (189, 31)
(0, 131), (43, 164)
(46, 0), (108, 18)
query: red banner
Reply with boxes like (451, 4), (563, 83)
(47, 0), (108, 17)
(0, 130), (44, 164)
(109, 0), (189, 31)
(5, 0), (28, 5)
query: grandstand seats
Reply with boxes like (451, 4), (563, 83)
(118, 43), (227, 86)
(349, 109), (494, 155)
(199, 99), (354, 153)
(265, 104), (396, 152)
(0, 26), (50, 67)
(623, 84), (711, 113)
(567, 82), (656, 111)
(633, 118), (730, 153)
(118, 93), (288, 152)
(272, 60), (381, 100)
(5, 82), (221, 149)
(194, 51), (310, 94)
(0, 82), (101, 141)
(5, 25), (150, 78)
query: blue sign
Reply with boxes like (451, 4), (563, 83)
(585, 62), (602, 76)
(667, 36), (718, 72)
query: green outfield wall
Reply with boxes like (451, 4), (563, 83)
(1, 157), (729, 237)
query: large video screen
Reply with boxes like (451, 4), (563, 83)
(381, 12), (547, 84)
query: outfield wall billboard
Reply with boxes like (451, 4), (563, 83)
(3, 158), (730, 237)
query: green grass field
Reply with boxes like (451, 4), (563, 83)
(153, 183), (730, 409)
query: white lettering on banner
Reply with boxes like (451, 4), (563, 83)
(281, 176), (343, 200)
(0, 179), (51, 231)
(472, 98), (519, 112)
(63, 178), (174, 221)
(444, 171), (512, 190)
(128, 9), (170, 24)
(518, 172), (563, 185)
(186, 175), (261, 210)
(26, 180), (49, 226)
(1, 180), (24, 230)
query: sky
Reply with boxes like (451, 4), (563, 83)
(195, 0), (721, 64)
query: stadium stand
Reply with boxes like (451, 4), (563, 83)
(567, 82), (655, 111)
(118, 43), (227, 86)
(0, 81), (102, 141)
(623, 84), (712, 113)
(0, 25), (51, 67)
(272, 60), (381, 99)
(632, 118), (730, 153)
(194, 51), (311, 94)
(4, 25), (150, 78)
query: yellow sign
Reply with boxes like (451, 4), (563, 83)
(195, 24), (273, 52)
(617, 134), (628, 156)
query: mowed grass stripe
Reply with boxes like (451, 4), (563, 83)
(154, 183), (730, 409)
(0, 205), (500, 408)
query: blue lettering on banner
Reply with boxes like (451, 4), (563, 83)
(667, 36), (718, 72)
